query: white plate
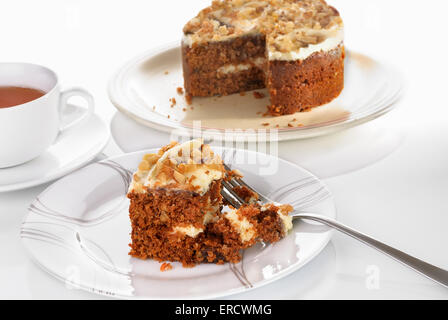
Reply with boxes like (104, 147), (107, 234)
(108, 42), (403, 141)
(21, 148), (336, 299)
(0, 105), (110, 192)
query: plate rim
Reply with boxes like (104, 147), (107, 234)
(21, 147), (337, 300)
(0, 113), (110, 193)
(108, 41), (404, 142)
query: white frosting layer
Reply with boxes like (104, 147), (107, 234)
(278, 208), (293, 234)
(268, 30), (344, 61)
(172, 208), (220, 238)
(172, 226), (204, 238)
(184, 29), (343, 62)
(217, 57), (266, 74)
(225, 210), (256, 243)
(131, 139), (224, 196)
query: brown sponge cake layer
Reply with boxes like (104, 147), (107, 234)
(183, 34), (267, 97)
(184, 66), (266, 97)
(267, 46), (345, 115)
(129, 226), (243, 266)
(182, 34), (266, 74)
(128, 180), (222, 230)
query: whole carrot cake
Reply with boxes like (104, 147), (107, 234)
(127, 139), (294, 267)
(182, 0), (344, 115)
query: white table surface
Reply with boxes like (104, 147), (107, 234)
(1, 0), (447, 300)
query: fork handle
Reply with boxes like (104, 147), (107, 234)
(295, 213), (448, 288)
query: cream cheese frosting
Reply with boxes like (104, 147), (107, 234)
(217, 57), (266, 74)
(129, 139), (225, 195)
(183, 0), (343, 61)
(224, 209), (257, 243)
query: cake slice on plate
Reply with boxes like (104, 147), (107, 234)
(127, 139), (294, 267)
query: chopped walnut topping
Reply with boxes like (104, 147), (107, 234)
(129, 139), (225, 196)
(183, 0), (343, 57)
(173, 170), (186, 184)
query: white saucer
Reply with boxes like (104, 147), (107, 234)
(0, 105), (110, 192)
(108, 42), (403, 141)
(21, 148), (335, 299)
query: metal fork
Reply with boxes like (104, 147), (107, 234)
(221, 164), (448, 289)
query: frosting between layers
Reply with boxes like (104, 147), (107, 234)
(224, 209), (257, 243)
(172, 226), (205, 238)
(217, 57), (266, 74)
(172, 211), (220, 238)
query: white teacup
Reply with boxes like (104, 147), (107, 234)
(0, 63), (94, 168)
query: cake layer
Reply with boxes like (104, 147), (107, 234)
(128, 180), (222, 230)
(184, 66), (266, 97)
(267, 45), (345, 115)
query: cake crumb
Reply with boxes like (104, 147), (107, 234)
(170, 98), (177, 107)
(298, 124), (304, 127)
(262, 123), (270, 127)
(164, 71), (169, 75)
(186, 94), (193, 105)
(253, 91), (265, 99)
(177, 87), (184, 95)
(288, 123), (294, 127)
(160, 262), (173, 272)
(183, 108), (187, 112)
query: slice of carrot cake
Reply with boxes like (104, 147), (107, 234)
(127, 139), (294, 267)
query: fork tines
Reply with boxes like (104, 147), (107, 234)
(221, 163), (268, 209)
(221, 180), (245, 209)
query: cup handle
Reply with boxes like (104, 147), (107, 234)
(59, 87), (95, 133)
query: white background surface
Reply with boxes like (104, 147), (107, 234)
(0, 0), (447, 300)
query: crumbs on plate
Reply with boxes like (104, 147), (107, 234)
(160, 262), (173, 272)
(253, 91), (265, 99)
